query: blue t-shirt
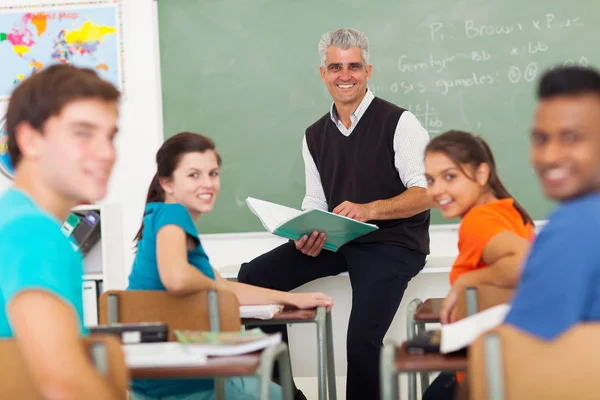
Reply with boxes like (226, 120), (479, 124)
(0, 188), (86, 337)
(128, 202), (215, 397)
(129, 202), (215, 290)
(505, 192), (600, 340)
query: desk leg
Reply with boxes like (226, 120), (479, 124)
(276, 344), (295, 400)
(380, 343), (399, 400)
(406, 299), (422, 400)
(215, 378), (226, 400)
(316, 306), (327, 400)
(416, 322), (430, 396)
(326, 311), (337, 400)
(260, 343), (294, 400)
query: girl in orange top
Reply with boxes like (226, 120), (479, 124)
(424, 130), (535, 325)
(421, 130), (535, 400)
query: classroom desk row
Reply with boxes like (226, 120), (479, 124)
(100, 289), (335, 400)
(93, 256), (455, 400)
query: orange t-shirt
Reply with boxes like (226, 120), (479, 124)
(451, 199), (534, 384)
(449, 198), (535, 285)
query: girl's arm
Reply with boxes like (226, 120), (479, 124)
(441, 231), (530, 324)
(157, 225), (333, 309)
(213, 269), (333, 310)
(455, 231), (530, 289)
(156, 225), (218, 295)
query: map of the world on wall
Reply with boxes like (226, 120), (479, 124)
(0, 117), (14, 179)
(0, 1), (123, 100)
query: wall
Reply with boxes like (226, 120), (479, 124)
(1, 0), (165, 284)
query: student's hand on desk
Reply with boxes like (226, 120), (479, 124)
(441, 274), (478, 324)
(440, 281), (469, 325)
(333, 201), (372, 222)
(295, 231), (326, 257)
(286, 292), (334, 312)
(440, 290), (458, 325)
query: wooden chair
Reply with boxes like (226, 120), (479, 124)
(99, 289), (293, 400)
(99, 289), (241, 336)
(0, 335), (128, 399)
(469, 323), (600, 400)
(453, 284), (514, 321)
(386, 283), (515, 400)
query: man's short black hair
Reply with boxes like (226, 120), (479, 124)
(538, 66), (600, 100)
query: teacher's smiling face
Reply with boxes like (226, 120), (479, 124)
(320, 46), (372, 109)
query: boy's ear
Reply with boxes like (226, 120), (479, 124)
(476, 162), (491, 186)
(14, 122), (42, 161)
(158, 177), (174, 194)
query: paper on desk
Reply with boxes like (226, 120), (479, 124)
(240, 304), (283, 320)
(440, 304), (510, 354)
(122, 342), (207, 368)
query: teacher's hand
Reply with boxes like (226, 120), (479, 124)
(295, 231), (326, 257)
(333, 201), (372, 222)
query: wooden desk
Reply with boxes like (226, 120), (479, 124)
(380, 342), (467, 400)
(414, 298), (444, 323)
(130, 353), (262, 379)
(128, 343), (293, 400)
(394, 343), (467, 373)
(242, 306), (335, 400)
(243, 307), (317, 323)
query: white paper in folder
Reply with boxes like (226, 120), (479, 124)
(440, 304), (510, 354)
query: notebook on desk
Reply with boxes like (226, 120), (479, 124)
(122, 342), (207, 368)
(239, 304), (283, 320)
(246, 197), (378, 252)
(174, 329), (282, 357)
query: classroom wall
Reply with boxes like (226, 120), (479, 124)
(0, 0), (165, 282)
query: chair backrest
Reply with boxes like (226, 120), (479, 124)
(98, 289), (241, 340)
(469, 323), (600, 400)
(454, 284), (514, 321)
(0, 335), (128, 399)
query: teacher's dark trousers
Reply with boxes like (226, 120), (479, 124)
(238, 241), (425, 400)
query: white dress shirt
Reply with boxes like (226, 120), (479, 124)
(301, 89), (430, 211)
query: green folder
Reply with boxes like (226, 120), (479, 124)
(247, 197), (378, 252)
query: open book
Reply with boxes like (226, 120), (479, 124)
(440, 304), (511, 354)
(174, 328), (282, 357)
(246, 197), (378, 252)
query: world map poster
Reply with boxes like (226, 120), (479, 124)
(0, 1), (123, 101)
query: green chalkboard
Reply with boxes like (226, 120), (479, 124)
(157, 0), (599, 233)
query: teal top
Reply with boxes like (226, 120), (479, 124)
(128, 202), (215, 397)
(0, 188), (86, 337)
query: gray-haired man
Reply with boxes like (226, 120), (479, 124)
(239, 28), (433, 400)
